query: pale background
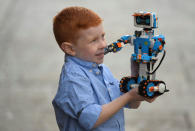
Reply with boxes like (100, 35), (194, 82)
(0, 0), (195, 131)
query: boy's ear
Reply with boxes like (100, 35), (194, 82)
(61, 42), (76, 56)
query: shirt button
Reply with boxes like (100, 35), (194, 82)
(92, 64), (96, 67)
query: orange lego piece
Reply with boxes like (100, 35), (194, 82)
(159, 45), (163, 50)
(138, 54), (141, 59)
(117, 42), (122, 48)
(149, 86), (154, 92)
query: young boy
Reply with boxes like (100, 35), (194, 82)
(52, 6), (156, 131)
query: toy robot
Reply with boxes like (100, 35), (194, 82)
(104, 11), (169, 98)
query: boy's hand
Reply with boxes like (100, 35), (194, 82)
(128, 87), (158, 103)
(144, 96), (158, 103)
(128, 87), (144, 101)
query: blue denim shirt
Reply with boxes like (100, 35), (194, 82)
(52, 55), (125, 131)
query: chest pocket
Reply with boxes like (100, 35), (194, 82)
(105, 79), (121, 101)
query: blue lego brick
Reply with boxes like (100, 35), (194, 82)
(120, 35), (131, 42)
(153, 14), (157, 28)
(146, 82), (155, 97)
(133, 37), (151, 54)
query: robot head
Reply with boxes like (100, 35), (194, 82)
(133, 11), (158, 29)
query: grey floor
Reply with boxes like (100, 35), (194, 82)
(0, 0), (195, 131)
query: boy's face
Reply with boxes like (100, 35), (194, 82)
(73, 23), (107, 64)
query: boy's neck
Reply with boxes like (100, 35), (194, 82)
(65, 55), (102, 68)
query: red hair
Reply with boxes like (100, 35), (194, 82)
(53, 6), (102, 48)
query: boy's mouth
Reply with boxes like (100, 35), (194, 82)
(95, 52), (104, 58)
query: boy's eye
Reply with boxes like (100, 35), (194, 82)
(91, 38), (98, 43)
(90, 33), (105, 43)
(102, 33), (105, 38)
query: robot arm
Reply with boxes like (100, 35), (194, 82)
(104, 35), (132, 55)
(151, 35), (166, 56)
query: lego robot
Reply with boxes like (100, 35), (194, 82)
(104, 11), (169, 98)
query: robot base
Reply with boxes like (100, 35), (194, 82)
(120, 76), (169, 98)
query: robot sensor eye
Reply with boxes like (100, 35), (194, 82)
(136, 17), (141, 24)
(146, 19), (150, 24)
(136, 16), (150, 26)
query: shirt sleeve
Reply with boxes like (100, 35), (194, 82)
(53, 71), (102, 130)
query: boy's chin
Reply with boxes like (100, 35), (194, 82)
(95, 59), (104, 64)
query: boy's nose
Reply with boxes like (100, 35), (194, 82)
(100, 40), (107, 49)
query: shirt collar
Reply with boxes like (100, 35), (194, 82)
(65, 55), (103, 69)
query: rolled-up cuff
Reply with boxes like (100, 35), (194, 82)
(78, 104), (102, 130)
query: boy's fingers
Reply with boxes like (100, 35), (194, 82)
(145, 96), (158, 103)
(128, 88), (145, 101)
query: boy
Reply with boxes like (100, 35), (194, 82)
(52, 6), (156, 131)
